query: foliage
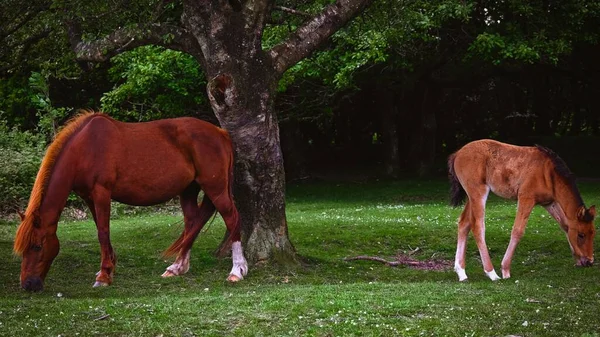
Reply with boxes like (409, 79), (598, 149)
(101, 46), (209, 121)
(28, 72), (70, 139)
(0, 119), (45, 215)
(0, 71), (75, 215)
(466, 1), (600, 65)
(2, 179), (600, 335)
(1, 0), (600, 181)
(0, 75), (35, 128)
(271, 0), (473, 92)
(274, 0), (600, 90)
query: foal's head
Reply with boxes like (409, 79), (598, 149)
(567, 205), (596, 267)
(14, 211), (60, 291)
(538, 145), (597, 267)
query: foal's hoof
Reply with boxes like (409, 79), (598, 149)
(93, 281), (109, 288)
(486, 269), (501, 281)
(227, 274), (242, 283)
(161, 270), (177, 278)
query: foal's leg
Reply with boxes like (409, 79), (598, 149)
(202, 187), (248, 282)
(162, 191), (214, 277)
(455, 201), (472, 281)
(469, 187), (501, 281)
(89, 188), (117, 287)
(501, 197), (535, 279)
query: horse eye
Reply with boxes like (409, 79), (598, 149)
(578, 233), (585, 239)
(31, 244), (42, 252)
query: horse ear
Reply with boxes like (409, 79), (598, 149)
(577, 206), (587, 221)
(589, 205), (596, 219)
(17, 209), (25, 221)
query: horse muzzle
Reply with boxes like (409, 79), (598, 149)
(576, 257), (594, 267)
(22, 276), (44, 292)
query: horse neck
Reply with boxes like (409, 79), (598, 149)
(38, 153), (76, 230)
(552, 176), (583, 222)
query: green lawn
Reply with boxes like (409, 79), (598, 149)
(1, 179), (600, 336)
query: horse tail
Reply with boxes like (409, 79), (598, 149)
(216, 136), (241, 257)
(163, 194), (217, 258)
(448, 153), (466, 207)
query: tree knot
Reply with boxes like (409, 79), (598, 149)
(207, 74), (235, 111)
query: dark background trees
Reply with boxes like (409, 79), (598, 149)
(2, 0), (600, 260)
(275, 0), (600, 179)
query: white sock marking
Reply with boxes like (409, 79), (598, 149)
(166, 250), (190, 275)
(455, 263), (468, 282)
(455, 237), (468, 281)
(229, 241), (248, 279)
(485, 269), (501, 281)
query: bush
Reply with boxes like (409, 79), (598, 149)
(101, 45), (209, 121)
(0, 120), (45, 215)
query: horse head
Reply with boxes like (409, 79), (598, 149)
(567, 205), (596, 267)
(15, 211), (60, 291)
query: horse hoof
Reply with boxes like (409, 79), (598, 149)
(161, 270), (177, 278)
(227, 274), (242, 283)
(485, 269), (501, 281)
(93, 281), (109, 288)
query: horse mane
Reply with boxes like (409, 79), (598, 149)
(535, 144), (584, 206)
(13, 110), (102, 256)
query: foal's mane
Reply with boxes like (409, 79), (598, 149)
(13, 110), (100, 256)
(535, 145), (584, 206)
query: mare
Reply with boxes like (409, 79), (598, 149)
(14, 111), (248, 291)
(448, 139), (596, 281)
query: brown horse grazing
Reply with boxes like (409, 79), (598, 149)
(13, 111), (248, 291)
(448, 139), (596, 282)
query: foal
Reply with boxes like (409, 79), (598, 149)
(448, 139), (596, 281)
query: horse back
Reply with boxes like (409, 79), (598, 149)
(70, 115), (232, 205)
(453, 139), (553, 201)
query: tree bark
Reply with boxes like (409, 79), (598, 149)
(65, 0), (375, 265)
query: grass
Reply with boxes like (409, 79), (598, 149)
(1, 179), (600, 336)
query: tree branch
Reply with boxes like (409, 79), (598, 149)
(0, 28), (52, 75)
(268, 0), (375, 75)
(65, 20), (200, 63)
(242, 0), (273, 56)
(273, 6), (312, 18)
(344, 251), (452, 271)
(0, 3), (51, 42)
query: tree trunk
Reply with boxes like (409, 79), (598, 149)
(187, 5), (296, 264)
(207, 72), (296, 264)
(532, 71), (552, 136)
(408, 82), (438, 177)
(377, 88), (400, 177)
(419, 86), (438, 177)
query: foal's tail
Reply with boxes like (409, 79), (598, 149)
(448, 153), (466, 207)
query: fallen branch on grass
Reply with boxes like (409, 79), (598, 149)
(344, 250), (452, 271)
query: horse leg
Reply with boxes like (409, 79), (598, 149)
(202, 187), (248, 282)
(501, 197), (535, 279)
(84, 197), (104, 282)
(469, 187), (501, 281)
(454, 201), (471, 281)
(90, 188), (116, 287)
(162, 190), (215, 277)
